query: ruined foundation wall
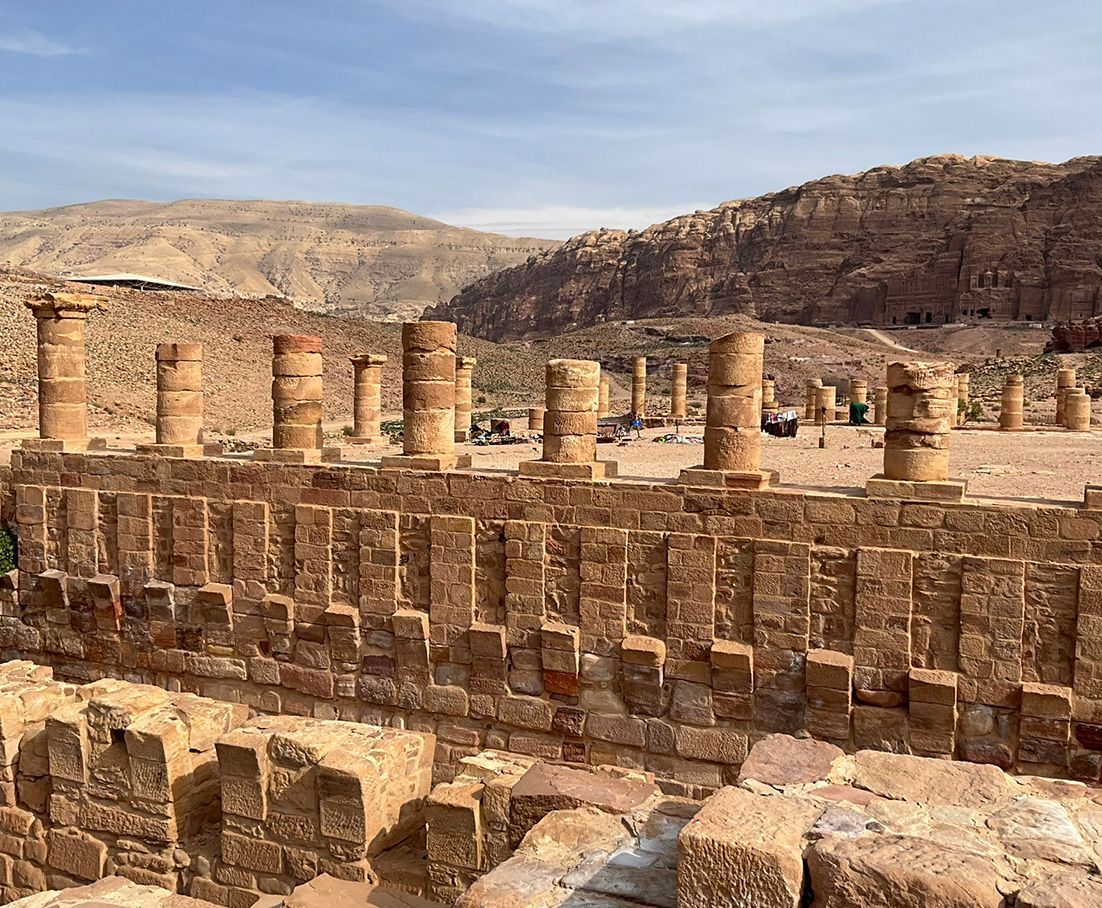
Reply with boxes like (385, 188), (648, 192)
(3, 450), (1102, 792)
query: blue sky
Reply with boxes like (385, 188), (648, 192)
(1, 1), (1100, 238)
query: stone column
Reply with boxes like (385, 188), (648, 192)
(454, 356), (477, 442)
(137, 343), (207, 456)
(520, 359), (615, 480)
(999, 375), (1024, 431)
(631, 356), (647, 417)
(850, 380), (868, 405)
(680, 332), (776, 489)
(761, 377), (777, 416)
(347, 353), (387, 444)
(23, 291), (107, 451)
(528, 407), (545, 432)
(949, 375), (960, 427)
(815, 386), (837, 426)
(1066, 388), (1091, 431)
(670, 363), (688, 419)
(873, 387), (888, 426)
(805, 379), (822, 421)
(381, 321), (470, 471)
(598, 374), (610, 418)
(867, 361), (964, 500)
(1056, 368), (1076, 427)
(956, 372), (970, 425)
(256, 334), (338, 463)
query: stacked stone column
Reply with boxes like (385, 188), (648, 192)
(598, 374), (610, 418)
(631, 356), (647, 418)
(999, 375), (1025, 431)
(528, 407), (545, 432)
(670, 363), (688, 419)
(1066, 388), (1092, 431)
(949, 375), (960, 426)
(137, 343), (208, 457)
(23, 292), (107, 452)
(815, 385), (837, 426)
(256, 335), (338, 463)
(805, 379), (822, 421)
(956, 372), (970, 426)
(382, 321), (471, 471)
(761, 378), (777, 417)
(1056, 368), (1076, 427)
(873, 387), (889, 426)
(680, 332), (776, 489)
(520, 359), (615, 480)
(347, 353), (388, 444)
(867, 361), (964, 500)
(850, 379), (868, 405)
(454, 356), (477, 442)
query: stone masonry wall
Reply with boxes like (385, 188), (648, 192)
(3, 450), (1102, 793)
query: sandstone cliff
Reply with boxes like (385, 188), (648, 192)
(0, 199), (555, 321)
(428, 155), (1102, 340)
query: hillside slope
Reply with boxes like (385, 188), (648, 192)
(0, 199), (554, 321)
(427, 155), (1102, 340)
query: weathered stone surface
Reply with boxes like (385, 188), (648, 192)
(986, 798), (1095, 867)
(1014, 872), (1102, 907)
(429, 156), (1102, 339)
(7, 876), (218, 906)
(807, 834), (1007, 908)
(737, 733), (844, 787)
(851, 750), (1013, 810)
(677, 786), (820, 908)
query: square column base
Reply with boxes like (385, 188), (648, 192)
(679, 467), (778, 490)
(136, 443), (223, 458)
(1084, 485), (1102, 509)
(380, 453), (472, 471)
(344, 435), (389, 446)
(21, 438), (107, 452)
(253, 447), (343, 464)
(518, 460), (619, 480)
(866, 474), (967, 501)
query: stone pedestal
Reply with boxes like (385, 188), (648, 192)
(23, 292), (107, 452)
(528, 407), (546, 432)
(815, 386), (837, 426)
(761, 377), (777, 416)
(805, 379), (822, 421)
(347, 353), (388, 445)
(137, 343), (211, 457)
(631, 356), (647, 417)
(680, 332), (775, 488)
(454, 355), (477, 442)
(873, 387), (888, 427)
(520, 359), (615, 480)
(1066, 388), (1091, 431)
(381, 321), (470, 471)
(850, 379), (868, 405)
(598, 375), (610, 418)
(255, 335), (340, 463)
(999, 374), (1024, 431)
(670, 363), (687, 419)
(1056, 368), (1076, 427)
(868, 361), (964, 501)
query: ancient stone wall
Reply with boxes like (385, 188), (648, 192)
(3, 450), (1102, 793)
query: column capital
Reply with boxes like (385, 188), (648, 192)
(25, 291), (107, 319)
(350, 353), (388, 367)
(457, 356), (478, 370)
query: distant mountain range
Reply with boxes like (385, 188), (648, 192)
(427, 155), (1102, 340)
(0, 199), (555, 321)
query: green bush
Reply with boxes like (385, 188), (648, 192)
(0, 525), (16, 574)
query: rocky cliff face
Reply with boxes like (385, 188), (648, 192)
(427, 155), (1102, 340)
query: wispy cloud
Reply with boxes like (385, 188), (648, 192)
(431, 204), (707, 239)
(0, 30), (85, 57)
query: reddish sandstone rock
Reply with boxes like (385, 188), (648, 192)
(737, 733), (844, 787)
(429, 155), (1102, 340)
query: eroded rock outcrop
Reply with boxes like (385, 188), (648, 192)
(429, 155), (1102, 340)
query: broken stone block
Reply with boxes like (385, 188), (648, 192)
(677, 786), (820, 908)
(736, 733), (844, 788)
